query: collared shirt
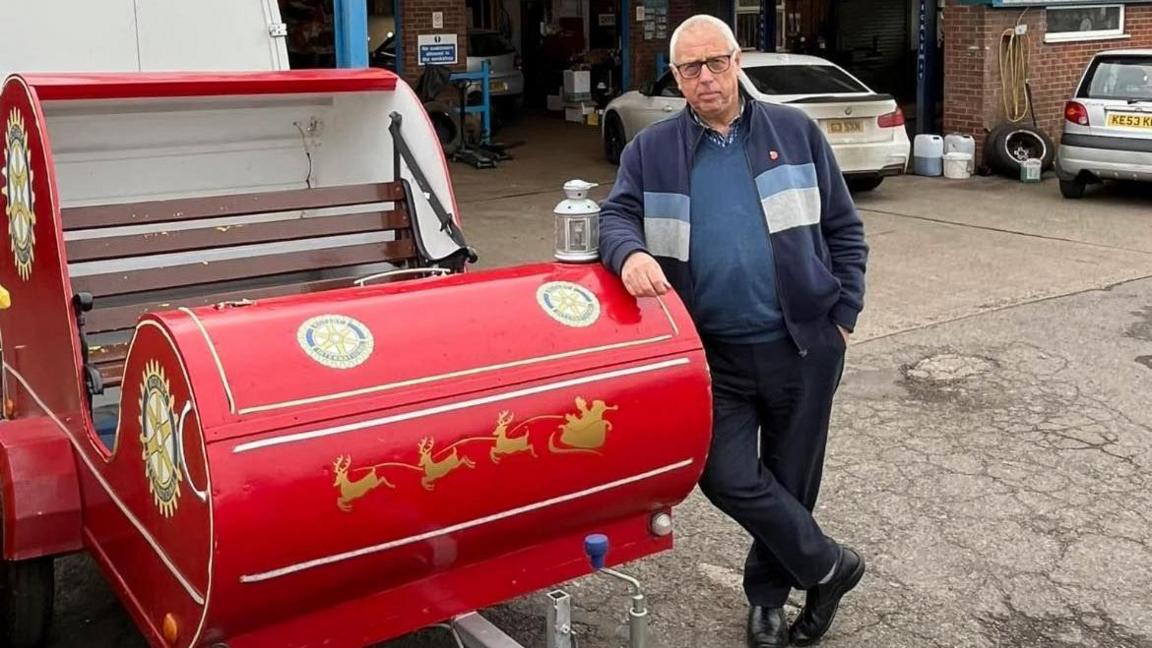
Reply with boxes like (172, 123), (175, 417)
(689, 99), (745, 148)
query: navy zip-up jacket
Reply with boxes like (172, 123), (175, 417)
(599, 97), (869, 353)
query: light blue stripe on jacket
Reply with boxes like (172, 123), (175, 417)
(754, 163), (818, 199)
(642, 191), (691, 221)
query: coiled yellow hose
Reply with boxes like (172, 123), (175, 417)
(999, 22), (1031, 123)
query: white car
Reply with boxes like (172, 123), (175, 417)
(1056, 49), (1152, 199)
(602, 52), (910, 192)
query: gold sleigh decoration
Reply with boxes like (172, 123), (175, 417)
(331, 397), (618, 512)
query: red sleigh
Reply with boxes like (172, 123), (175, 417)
(0, 69), (712, 648)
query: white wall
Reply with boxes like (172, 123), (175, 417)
(0, 0), (288, 79)
(43, 85), (461, 269)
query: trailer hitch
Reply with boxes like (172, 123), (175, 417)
(583, 534), (650, 648)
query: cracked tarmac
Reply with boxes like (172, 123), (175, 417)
(41, 126), (1152, 647)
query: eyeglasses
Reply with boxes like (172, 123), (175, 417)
(673, 50), (737, 79)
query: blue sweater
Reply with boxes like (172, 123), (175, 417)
(599, 98), (868, 354)
(689, 131), (786, 343)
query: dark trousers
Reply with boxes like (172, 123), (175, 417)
(698, 324), (845, 608)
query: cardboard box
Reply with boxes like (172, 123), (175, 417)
(563, 70), (591, 101)
(566, 102), (595, 123)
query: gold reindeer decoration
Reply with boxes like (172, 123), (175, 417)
(490, 410), (537, 463)
(332, 455), (395, 512)
(418, 436), (476, 491)
(329, 397), (618, 511)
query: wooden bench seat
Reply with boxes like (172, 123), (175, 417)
(63, 181), (424, 390)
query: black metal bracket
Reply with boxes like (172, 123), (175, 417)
(389, 112), (478, 269)
(72, 292), (104, 399)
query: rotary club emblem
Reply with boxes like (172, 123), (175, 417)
(139, 361), (183, 517)
(297, 314), (375, 369)
(2, 109), (35, 281)
(536, 281), (601, 328)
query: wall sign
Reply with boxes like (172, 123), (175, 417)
(642, 0), (669, 40)
(417, 34), (458, 66)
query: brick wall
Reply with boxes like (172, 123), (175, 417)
(943, 1), (1152, 160)
(399, 0), (468, 88)
(628, 0), (694, 89)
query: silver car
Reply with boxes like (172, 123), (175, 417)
(465, 30), (525, 108)
(1056, 49), (1152, 199)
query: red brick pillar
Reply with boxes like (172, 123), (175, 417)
(627, 0), (693, 90)
(400, 0), (468, 89)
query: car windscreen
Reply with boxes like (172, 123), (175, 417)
(469, 32), (515, 57)
(743, 65), (868, 96)
(1079, 57), (1152, 101)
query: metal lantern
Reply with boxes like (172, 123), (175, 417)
(553, 179), (600, 262)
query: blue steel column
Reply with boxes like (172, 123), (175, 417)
(759, 0), (776, 52)
(621, 0), (632, 90)
(394, 0), (405, 76)
(335, 0), (370, 68)
(915, 0), (939, 134)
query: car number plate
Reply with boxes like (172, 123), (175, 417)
(490, 81), (508, 92)
(1106, 112), (1152, 129)
(824, 119), (865, 134)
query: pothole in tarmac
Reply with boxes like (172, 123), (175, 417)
(904, 353), (997, 383)
(901, 352), (999, 405)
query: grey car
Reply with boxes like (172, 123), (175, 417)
(1056, 49), (1152, 198)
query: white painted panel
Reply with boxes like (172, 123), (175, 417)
(44, 97), (330, 204)
(134, 0), (285, 71)
(39, 78), (463, 270)
(0, 0), (140, 78)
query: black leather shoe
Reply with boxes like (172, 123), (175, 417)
(747, 606), (789, 648)
(790, 546), (865, 646)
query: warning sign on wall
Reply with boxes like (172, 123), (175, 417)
(417, 34), (458, 65)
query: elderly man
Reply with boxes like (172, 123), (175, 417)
(598, 14), (869, 648)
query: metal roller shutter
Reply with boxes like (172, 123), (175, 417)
(833, 0), (910, 95)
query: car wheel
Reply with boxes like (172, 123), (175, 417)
(1059, 177), (1087, 199)
(422, 100), (462, 156)
(0, 557), (54, 648)
(604, 113), (625, 165)
(986, 124), (1054, 177)
(846, 176), (884, 193)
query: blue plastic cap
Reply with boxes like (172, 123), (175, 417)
(584, 533), (609, 569)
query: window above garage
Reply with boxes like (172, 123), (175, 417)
(1045, 4), (1127, 42)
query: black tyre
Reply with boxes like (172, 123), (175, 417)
(604, 113), (625, 165)
(422, 100), (462, 156)
(1059, 177), (1087, 199)
(986, 123), (1055, 177)
(846, 176), (884, 193)
(1, 557), (54, 648)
